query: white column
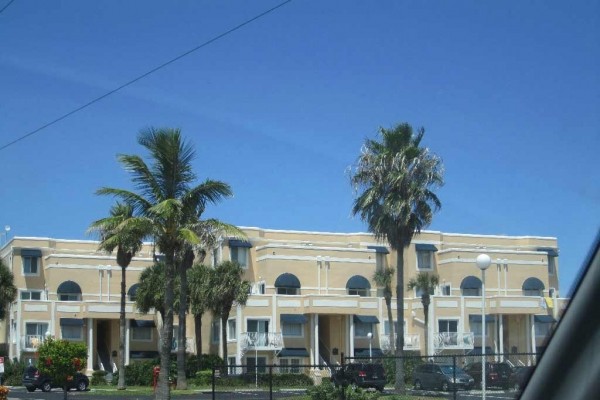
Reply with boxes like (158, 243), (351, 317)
(530, 315), (536, 364)
(499, 315), (504, 361)
(87, 318), (94, 373)
(525, 316), (531, 365)
(494, 315), (499, 361)
(349, 316), (355, 358)
(236, 304), (243, 366)
(428, 297), (434, 357)
(107, 269), (111, 302)
(125, 319), (130, 366)
(313, 314), (319, 365)
(15, 297), (22, 357)
(310, 314), (315, 364)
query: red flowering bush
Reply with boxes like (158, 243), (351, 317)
(37, 339), (87, 398)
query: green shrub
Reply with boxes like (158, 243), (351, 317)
(186, 354), (224, 378)
(1, 358), (25, 386)
(123, 360), (155, 386)
(194, 370), (212, 386)
(383, 355), (423, 385)
(91, 370), (108, 386)
(272, 373), (314, 387)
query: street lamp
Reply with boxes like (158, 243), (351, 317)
(476, 254), (491, 399)
(367, 332), (373, 361)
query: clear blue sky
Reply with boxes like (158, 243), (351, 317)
(1, 0), (598, 295)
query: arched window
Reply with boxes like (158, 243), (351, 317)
(128, 283), (140, 301)
(460, 276), (482, 297)
(57, 280), (82, 301)
(522, 277), (545, 297)
(346, 275), (371, 297)
(275, 273), (301, 295)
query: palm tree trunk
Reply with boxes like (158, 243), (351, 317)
(385, 294), (395, 353)
(194, 314), (203, 370)
(221, 314), (229, 376)
(176, 250), (194, 390)
(118, 265), (127, 389)
(156, 252), (175, 400)
(422, 294), (430, 358)
(394, 246), (406, 393)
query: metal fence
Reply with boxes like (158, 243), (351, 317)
(206, 352), (541, 399)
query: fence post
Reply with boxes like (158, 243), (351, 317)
(453, 355), (457, 400)
(211, 366), (216, 400)
(269, 365), (273, 400)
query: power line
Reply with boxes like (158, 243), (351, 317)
(0, 0), (293, 152)
(0, 0), (16, 15)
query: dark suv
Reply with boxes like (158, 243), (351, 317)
(22, 366), (89, 392)
(463, 362), (512, 390)
(332, 363), (386, 392)
(413, 363), (474, 391)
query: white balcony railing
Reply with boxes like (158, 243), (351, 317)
(434, 332), (474, 350)
(239, 332), (283, 351)
(379, 333), (420, 351)
(23, 335), (45, 350)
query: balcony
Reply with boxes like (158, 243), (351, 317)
(379, 334), (420, 351)
(239, 332), (283, 352)
(434, 332), (474, 351)
(23, 335), (46, 350)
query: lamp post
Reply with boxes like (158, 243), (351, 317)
(367, 332), (373, 361)
(476, 254), (491, 399)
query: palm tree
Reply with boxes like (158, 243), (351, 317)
(407, 272), (440, 357)
(88, 202), (147, 390)
(135, 262), (181, 320)
(210, 261), (250, 374)
(373, 267), (395, 353)
(351, 122), (444, 392)
(174, 220), (245, 389)
(187, 263), (214, 368)
(0, 259), (17, 320)
(97, 127), (232, 399)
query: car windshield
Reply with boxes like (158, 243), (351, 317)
(440, 366), (461, 374)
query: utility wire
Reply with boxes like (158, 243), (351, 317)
(0, 0), (16, 15)
(0, 0), (293, 152)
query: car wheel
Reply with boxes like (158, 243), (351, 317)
(77, 379), (88, 391)
(26, 386), (36, 392)
(41, 381), (52, 392)
(441, 381), (449, 391)
(414, 379), (422, 390)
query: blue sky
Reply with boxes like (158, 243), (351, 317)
(0, 0), (598, 295)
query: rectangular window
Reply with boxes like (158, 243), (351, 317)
(534, 321), (553, 338)
(417, 251), (433, 270)
(462, 288), (481, 297)
(211, 320), (220, 343)
(280, 358), (301, 374)
(277, 287), (298, 295)
(61, 325), (83, 340)
(228, 357), (238, 375)
(440, 284), (451, 296)
(354, 321), (373, 337)
(247, 319), (269, 346)
(21, 290), (42, 300)
(132, 327), (152, 341)
(548, 257), (556, 275)
(470, 321), (493, 337)
(25, 322), (49, 348)
(438, 319), (458, 333)
(375, 253), (384, 272)
(282, 322), (303, 337)
(59, 293), (81, 301)
(227, 319), (237, 341)
(383, 320), (399, 336)
(230, 247), (248, 268)
(23, 256), (39, 275)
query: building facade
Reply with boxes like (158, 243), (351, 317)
(0, 227), (566, 374)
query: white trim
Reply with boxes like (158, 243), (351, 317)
(247, 299), (269, 307)
(46, 254), (153, 262)
(312, 299), (358, 308)
(278, 299), (302, 307)
(438, 248), (549, 255)
(256, 254), (374, 264)
(24, 304), (48, 312)
(255, 244), (376, 253)
(439, 258), (545, 266)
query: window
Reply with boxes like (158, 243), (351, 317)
(384, 320), (399, 336)
(280, 358), (301, 374)
(228, 357), (238, 375)
(522, 277), (545, 297)
(25, 322), (49, 348)
(59, 293), (81, 301)
(20, 290), (42, 300)
(211, 320), (220, 343)
(535, 321), (553, 337)
(346, 275), (370, 297)
(230, 247), (248, 268)
(440, 284), (451, 296)
(61, 325), (83, 340)
(227, 319), (237, 341)
(277, 287), (298, 295)
(23, 256), (39, 275)
(247, 319), (269, 346)
(415, 287), (424, 298)
(354, 321), (373, 337)
(469, 317), (493, 338)
(438, 319), (458, 334)
(57, 281), (82, 302)
(132, 327), (152, 341)
(212, 247), (221, 267)
(417, 251), (433, 270)
(375, 253), (385, 272)
(282, 322), (303, 337)
(275, 273), (301, 295)
(548, 256), (556, 275)
(460, 276), (482, 297)
(348, 288), (369, 296)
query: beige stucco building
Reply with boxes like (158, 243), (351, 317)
(0, 227), (566, 374)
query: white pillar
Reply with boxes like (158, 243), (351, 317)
(530, 315), (536, 364)
(236, 304), (243, 367)
(349, 316), (355, 358)
(428, 297), (434, 357)
(309, 315), (315, 365)
(87, 318), (94, 373)
(313, 314), (319, 365)
(499, 315), (504, 361)
(125, 319), (130, 366)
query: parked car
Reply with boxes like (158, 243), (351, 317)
(509, 366), (534, 391)
(22, 366), (89, 392)
(463, 361), (512, 389)
(332, 362), (386, 392)
(413, 363), (474, 391)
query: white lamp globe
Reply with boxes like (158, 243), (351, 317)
(476, 254), (492, 271)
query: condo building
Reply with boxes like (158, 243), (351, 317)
(0, 227), (566, 374)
